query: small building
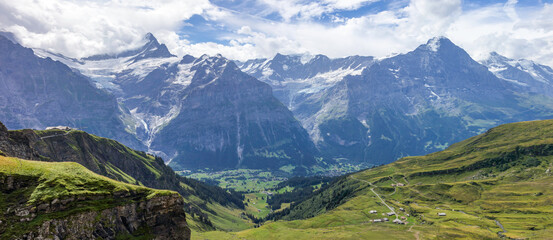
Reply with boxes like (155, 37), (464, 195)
(437, 213), (446, 216)
(369, 210), (378, 214)
(393, 219), (403, 224)
(406, 214), (410, 217)
(387, 212), (395, 216)
(399, 208), (405, 211)
(401, 216), (407, 220)
(373, 219), (382, 223)
(46, 126), (73, 131)
(397, 183), (405, 186)
(383, 218), (389, 222)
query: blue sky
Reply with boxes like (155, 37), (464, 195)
(2, 0), (553, 65)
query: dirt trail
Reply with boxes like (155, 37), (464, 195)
(408, 225), (421, 240)
(350, 175), (397, 219)
(39, 130), (74, 140)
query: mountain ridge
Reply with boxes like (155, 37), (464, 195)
(6, 33), (319, 172)
(240, 36), (553, 166)
(0, 120), (248, 232)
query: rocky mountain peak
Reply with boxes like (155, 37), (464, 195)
(308, 54), (331, 64)
(426, 36), (448, 51)
(144, 32), (157, 43)
(272, 53), (302, 64)
(413, 36), (463, 56)
(484, 51), (514, 65)
(82, 33), (175, 61)
(193, 54), (236, 74)
(180, 54), (196, 64)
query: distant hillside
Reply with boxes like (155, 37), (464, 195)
(202, 119), (553, 239)
(0, 121), (249, 232)
(0, 156), (190, 239)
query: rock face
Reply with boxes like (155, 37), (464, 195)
(312, 37), (553, 164)
(0, 35), (142, 150)
(0, 122), (41, 160)
(147, 55), (317, 171)
(0, 158), (191, 240)
(34, 34), (317, 172)
(240, 37), (553, 165)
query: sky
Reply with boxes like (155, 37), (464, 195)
(1, 0), (553, 66)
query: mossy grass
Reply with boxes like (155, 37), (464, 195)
(0, 156), (173, 203)
(0, 156), (177, 239)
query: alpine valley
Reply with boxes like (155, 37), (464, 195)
(2, 30), (553, 240)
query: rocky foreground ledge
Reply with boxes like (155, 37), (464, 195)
(0, 157), (191, 240)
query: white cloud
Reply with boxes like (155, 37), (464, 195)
(185, 0), (463, 60)
(253, 0), (378, 22)
(197, 0), (553, 67)
(446, 2), (553, 65)
(0, 0), (212, 58)
(2, 0), (553, 67)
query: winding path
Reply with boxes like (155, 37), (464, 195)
(351, 175), (423, 239)
(349, 175), (397, 219)
(39, 130), (75, 140)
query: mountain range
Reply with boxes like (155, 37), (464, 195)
(3, 33), (553, 171)
(0, 35), (142, 150)
(239, 37), (553, 165)
(22, 34), (317, 173)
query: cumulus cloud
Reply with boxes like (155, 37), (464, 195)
(2, 0), (553, 67)
(0, 0), (212, 58)
(254, 0), (378, 22)
(197, 0), (553, 66)
(446, 1), (553, 65)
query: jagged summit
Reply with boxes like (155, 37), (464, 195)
(271, 52), (304, 64)
(412, 36), (460, 54)
(425, 36), (451, 51)
(144, 32), (156, 42)
(82, 32), (176, 61)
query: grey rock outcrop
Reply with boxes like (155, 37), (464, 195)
(0, 173), (190, 240)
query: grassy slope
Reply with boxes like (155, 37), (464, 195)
(25, 129), (250, 232)
(195, 119), (553, 239)
(0, 156), (175, 238)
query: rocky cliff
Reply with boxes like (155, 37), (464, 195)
(0, 157), (190, 240)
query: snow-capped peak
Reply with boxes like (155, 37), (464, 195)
(426, 36), (450, 52)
